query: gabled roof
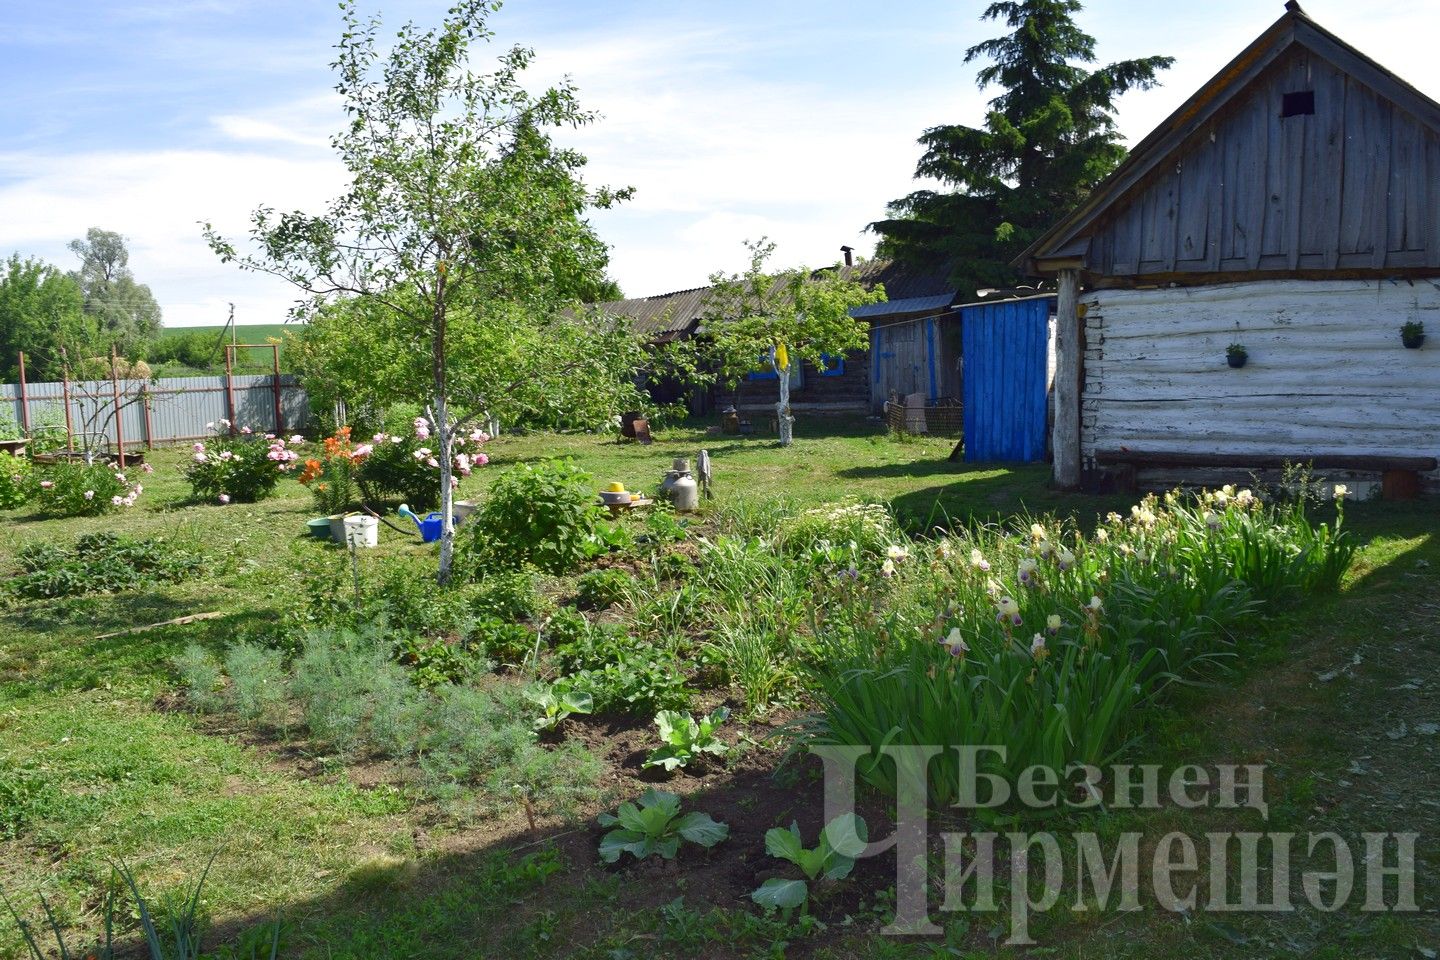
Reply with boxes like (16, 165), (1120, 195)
(1016, 1), (1440, 274)
(593, 258), (958, 338)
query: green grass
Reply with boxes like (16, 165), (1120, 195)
(0, 417), (1435, 958)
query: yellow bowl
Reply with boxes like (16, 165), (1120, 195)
(606, 481), (626, 493)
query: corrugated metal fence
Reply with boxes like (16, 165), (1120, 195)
(0, 373), (311, 452)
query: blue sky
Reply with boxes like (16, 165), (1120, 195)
(2, 0), (1436, 326)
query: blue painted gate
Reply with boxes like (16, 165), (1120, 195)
(960, 297), (1053, 462)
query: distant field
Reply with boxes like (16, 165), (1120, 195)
(159, 322), (302, 344)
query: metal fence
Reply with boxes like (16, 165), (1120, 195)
(0, 371), (311, 453)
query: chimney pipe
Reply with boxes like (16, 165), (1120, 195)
(840, 245), (854, 267)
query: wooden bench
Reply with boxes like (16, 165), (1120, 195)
(1093, 450), (1437, 500)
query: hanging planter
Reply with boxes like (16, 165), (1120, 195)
(1402, 321), (1425, 349)
(1226, 343), (1248, 368)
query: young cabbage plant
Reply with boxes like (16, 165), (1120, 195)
(643, 706), (730, 772)
(597, 788), (729, 863)
(526, 683), (593, 733)
(751, 814), (868, 912)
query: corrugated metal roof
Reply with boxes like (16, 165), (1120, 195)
(849, 293), (956, 318)
(591, 286), (714, 339)
(592, 258), (959, 340)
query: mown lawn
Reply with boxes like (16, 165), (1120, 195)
(0, 418), (1435, 959)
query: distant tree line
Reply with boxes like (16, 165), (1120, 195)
(0, 227), (164, 382)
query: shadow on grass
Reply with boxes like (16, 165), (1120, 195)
(134, 754), (897, 960)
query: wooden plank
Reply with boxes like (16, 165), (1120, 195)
(1052, 269), (1082, 487)
(1094, 450), (1437, 471)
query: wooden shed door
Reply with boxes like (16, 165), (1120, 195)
(960, 298), (1052, 462)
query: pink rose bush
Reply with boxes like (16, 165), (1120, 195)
(184, 423), (300, 504)
(35, 460), (141, 517)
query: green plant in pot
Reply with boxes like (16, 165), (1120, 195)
(1401, 320), (1425, 349)
(1226, 343), (1248, 368)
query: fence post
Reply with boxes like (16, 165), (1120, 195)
(110, 345), (126, 469)
(224, 344), (237, 435)
(271, 344), (284, 435)
(61, 360), (73, 452)
(141, 383), (154, 450)
(17, 351), (30, 436)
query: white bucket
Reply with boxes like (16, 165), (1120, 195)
(343, 513), (379, 548)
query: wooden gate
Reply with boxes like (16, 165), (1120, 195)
(960, 296), (1053, 462)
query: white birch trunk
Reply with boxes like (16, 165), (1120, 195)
(435, 395), (457, 584)
(777, 367), (794, 446)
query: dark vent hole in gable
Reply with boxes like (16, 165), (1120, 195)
(1281, 90), (1315, 117)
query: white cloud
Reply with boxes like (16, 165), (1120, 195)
(0, 147), (344, 327)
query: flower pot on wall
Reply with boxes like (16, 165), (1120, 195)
(1402, 333), (1425, 349)
(1226, 353), (1247, 368)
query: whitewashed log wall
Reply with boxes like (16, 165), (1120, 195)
(1080, 279), (1440, 484)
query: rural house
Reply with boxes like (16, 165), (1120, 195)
(1019, 1), (1440, 497)
(594, 256), (959, 418)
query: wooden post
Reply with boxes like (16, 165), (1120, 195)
(16, 351), (30, 436)
(224, 344), (237, 435)
(110, 345), (126, 469)
(61, 358), (73, 452)
(141, 383), (154, 450)
(1052, 268), (1082, 489)
(271, 344), (284, 435)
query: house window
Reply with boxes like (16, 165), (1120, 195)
(1281, 90), (1315, 117)
(819, 353), (846, 377)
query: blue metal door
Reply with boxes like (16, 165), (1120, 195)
(961, 297), (1052, 462)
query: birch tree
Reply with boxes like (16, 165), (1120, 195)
(704, 239), (884, 446)
(204, 0), (627, 583)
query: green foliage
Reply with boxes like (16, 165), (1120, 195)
(184, 429), (296, 504)
(0, 451), (33, 510)
(750, 815), (868, 913)
(776, 500), (900, 560)
(34, 460), (140, 516)
(871, 1), (1173, 296)
(703, 239), (884, 444)
(0, 761), (58, 841)
(526, 681), (593, 732)
(67, 228), (163, 355)
(8, 532), (201, 599)
(472, 567), (543, 622)
(463, 460), (604, 574)
(574, 567), (633, 611)
(802, 489), (1357, 809)
(174, 644), (226, 713)
(0, 254), (98, 382)
(222, 642), (288, 725)
(561, 637), (692, 717)
(596, 788), (728, 863)
(643, 706), (730, 772)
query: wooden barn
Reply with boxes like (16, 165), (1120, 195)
(1018, 1), (1440, 497)
(594, 257), (958, 418)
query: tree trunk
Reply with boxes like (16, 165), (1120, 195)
(777, 365), (794, 447)
(432, 272), (457, 586)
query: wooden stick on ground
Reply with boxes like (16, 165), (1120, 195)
(95, 611), (224, 641)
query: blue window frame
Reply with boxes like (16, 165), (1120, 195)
(819, 353), (846, 377)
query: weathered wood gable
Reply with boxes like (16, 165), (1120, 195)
(1090, 49), (1440, 277)
(1019, 2), (1440, 283)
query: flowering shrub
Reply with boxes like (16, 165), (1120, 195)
(35, 461), (141, 517)
(776, 500), (899, 561)
(298, 427), (362, 515)
(0, 451), (33, 510)
(184, 420), (300, 504)
(356, 417), (489, 509)
(802, 486), (1356, 809)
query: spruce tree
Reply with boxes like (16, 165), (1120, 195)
(870, 1), (1172, 295)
